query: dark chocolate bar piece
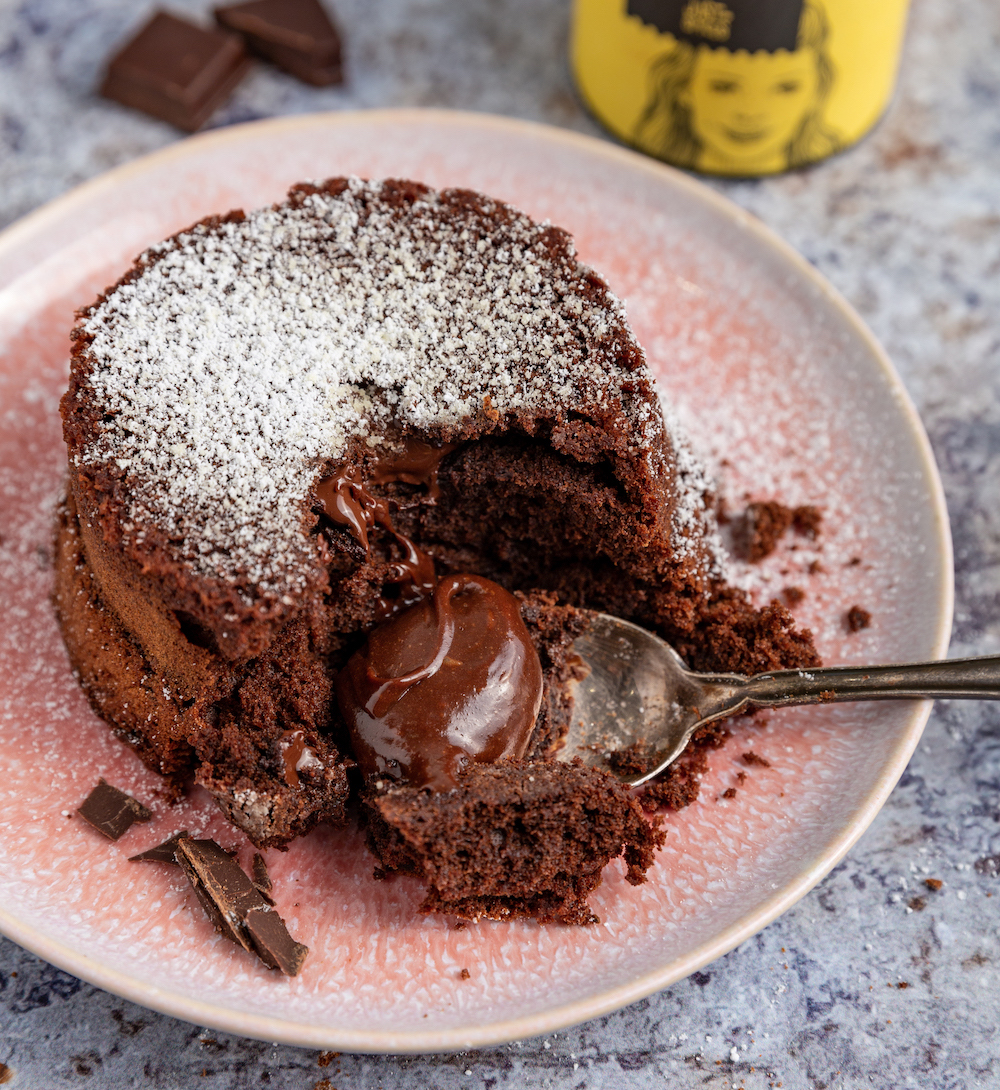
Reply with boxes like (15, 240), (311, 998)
(245, 905), (309, 976)
(175, 838), (308, 975)
(100, 11), (251, 131)
(77, 779), (153, 840)
(251, 852), (276, 905)
(215, 0), (343, 86)
(128, 830), (191, 864)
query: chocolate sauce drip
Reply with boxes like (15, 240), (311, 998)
(314, 439), (455, 616)
(335, 574), (544, 792)
(279, 729), (307, 788)
(370, 437), (458, 504)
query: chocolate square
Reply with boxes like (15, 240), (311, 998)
(215, 0), (343, 86)
(100, 11), (251, 131)
(77, 779), (153, 840)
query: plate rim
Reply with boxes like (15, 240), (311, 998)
(0, 107), (955, 1052)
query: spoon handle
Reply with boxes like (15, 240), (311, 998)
(739, 655), (1000, 709)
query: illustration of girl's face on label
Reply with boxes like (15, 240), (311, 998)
(682, 46), (819, 172)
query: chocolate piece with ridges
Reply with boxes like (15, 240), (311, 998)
(77, 779), (152, 840)
(129, 829), (191, 863)
(215, 0), (343, 86)
(100, 11), (250, 132)
(251, 852), (276, 905)
(245, 905), (308, 975)
(174, 838), (307, 974)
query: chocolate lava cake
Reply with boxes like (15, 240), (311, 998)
(56, 177), (817, 922)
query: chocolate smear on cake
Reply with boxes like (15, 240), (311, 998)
(129, 830), (191, 863)
(370, 438), (459, 504)
(337, 574), (544, 791)
(175, 838), (307, 975)
(315, 445), (453, 617)
(77, 779), (153, 840)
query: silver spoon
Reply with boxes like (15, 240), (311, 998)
(561, 613), (1000, 787)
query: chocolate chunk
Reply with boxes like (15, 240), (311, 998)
(100, 11), (251, 132)
(77, 779), (153, 840)
(244, 904), (308, 976)
(215, 0), (343, 86)
(251, 852), (276, 905)
(128, 830), (191, 864)
(174, 838), (307, 974)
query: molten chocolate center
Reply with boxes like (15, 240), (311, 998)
(335, 574), (544, 791)
(314, 438), (455, 617)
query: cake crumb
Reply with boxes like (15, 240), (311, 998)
(721, 787), (737, 800)
(781, 585), (805, 606)
(925, 878), (943, 891)
(792, 505), (822, 538)
(742, 751), (771, 768)
(736, 501), (793, 562)
(908, 896), (926, 911)
(846, 605), (872, 632)
(316, 1052), (340, 1068)
(460, 967), (471, 979)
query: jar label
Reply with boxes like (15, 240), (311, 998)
(572, 0), (910, 175)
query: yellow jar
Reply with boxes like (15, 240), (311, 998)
(571, 0), (910, 176)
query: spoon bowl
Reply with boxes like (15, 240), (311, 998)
(562, 613), (1000, 787)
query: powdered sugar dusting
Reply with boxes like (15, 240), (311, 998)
(76, 178), (666, 592)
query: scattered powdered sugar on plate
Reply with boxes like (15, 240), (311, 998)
(75, 177), (671, 593)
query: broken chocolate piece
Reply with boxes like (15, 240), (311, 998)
(251, 852), (276, 905)
(245, 904), (308, 975)
(100, 11), (251, 132)
(77, 779), (152, 840)
(128, 830), (191, 864)
(175, 838), (265, 950)
(215, 0), (343, 86)
(174, 838), (307, 974)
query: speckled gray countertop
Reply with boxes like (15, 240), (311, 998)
(1, 0), (999, 1086)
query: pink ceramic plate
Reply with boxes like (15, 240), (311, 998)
(0, 111), (952, 1051)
